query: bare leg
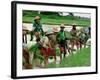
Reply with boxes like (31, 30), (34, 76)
(44, 57), (48, 67)
(63, 46), (67, 58)
(76, 41), (80, 50)
(71, 41), (74, 53)
(60, 53), (62, 64)
(54, 55), (56, 63)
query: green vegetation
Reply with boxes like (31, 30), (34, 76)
(23, 11), (90, 27)
(47, 47), (91, 68)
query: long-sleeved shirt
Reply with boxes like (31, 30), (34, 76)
(33, 22), (43, 32)
(56, 31), (66, 42)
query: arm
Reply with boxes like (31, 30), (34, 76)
(32, 22), (36, 31)
(56, 32), (60, 42)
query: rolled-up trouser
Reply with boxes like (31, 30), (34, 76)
(59, 40), (66, 58)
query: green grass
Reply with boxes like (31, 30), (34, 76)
(47, 47), (91, 68)
(23, 11), (90, 26)
(23, 16), (90, 27)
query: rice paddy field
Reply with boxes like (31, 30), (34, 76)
(47, 47), (91, 68)
(22, 11), (91, 69)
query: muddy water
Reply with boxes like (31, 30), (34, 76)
(23, 23), (83, 32)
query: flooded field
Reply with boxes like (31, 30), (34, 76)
(22, 23), (90, 69)
(23, 23), (83, 32)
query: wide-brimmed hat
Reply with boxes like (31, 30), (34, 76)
(60, 24), (65, 28)
(34, 16), (41, 20)
(22, 25), (28, 31)
(45, 28), (53, 35)
(53, 27), (59, 32)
